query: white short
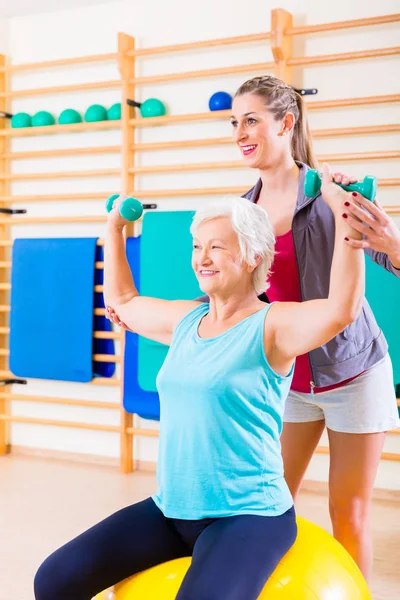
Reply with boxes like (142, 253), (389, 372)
(283, 354), (400, 434)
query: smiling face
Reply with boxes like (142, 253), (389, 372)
(192, 217), (254, 296)
(231, 92), (293, 169)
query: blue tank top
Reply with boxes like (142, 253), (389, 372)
(152, 303), (294, 519)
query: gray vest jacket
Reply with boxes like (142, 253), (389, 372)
(243, 162), (399, 388)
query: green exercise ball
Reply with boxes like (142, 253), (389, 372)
(107, 103), (121, 121)
(11, 112), (32, 128)
(58, 108), (82, 125)
(140, 98), (166, 118)
(31, 111), (56, 127)
(84, 104), (108, 122)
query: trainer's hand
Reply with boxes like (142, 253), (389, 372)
(105, 306), (130, 330)
(341, 195), (400, 268)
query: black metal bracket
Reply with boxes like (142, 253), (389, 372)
(0, 379), (27, 386)
(0, 208), (27, 215)
(142, 204), (157, 210)
(127, 99), (142, 108)
(292, 88), (318, 96)
(0, 111), (13, 119)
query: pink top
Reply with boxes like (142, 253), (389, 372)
(267, 230), (360, 393)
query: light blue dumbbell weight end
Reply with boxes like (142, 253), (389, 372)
(119, 197), (143, 221)
(106, 194), (143, 222)
(106, 194), (120, 213)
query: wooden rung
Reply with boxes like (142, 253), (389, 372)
(0, 329), (115, 340)
(0, 261), (11, 268)
(0, 216), (108, 225)
(0, 413), (120, 432)
(94, 308), (106, 316)
(0, 197), (398, 227)
(316, 446), (400, 461)
(307, 94), (400, 110)
(0, 52), (118, 73)
(0, 392), (118, 409)
(0, 240), (104, 248)
(131, 137), (233, 152)
(0, 305), (10, 312)
(0, 191), (113, 202)
(312, 124), (400, 138)
(0, 145), (120, 160)
(129, 109), (228, 127)
(0, 120), (120, 138)
(3, 168), (121, 181)
(91, 377), (120, 387)
(94, 285), (104, 293)
(126, 31), (271, 58)
(0, 283), (10, 290)
(93, 331), (121, 340)
(1, 177), (400, 205)
(127, 152), (400, 176)
(128, 61), (275, 86)
(93, 354), (121, 363)
(127, 96), (400, 127)
(128, 161), (243, 174)
(381, 181), (400, 188)
(286, 14), (400, 36)
(128, 125), (400, 153)
(0, 349), (120, 362)
(0, 368), (120, 387)
(126, 427), (159, 437)
(0, 79), (121, 99)
(319, 151), (400, 162)
(95, 262), (104, 269)
(288, 46), (400, 67)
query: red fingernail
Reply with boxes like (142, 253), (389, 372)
(344, 201), (350, 207)
(342, 213), (348, 219)
(344, 237), (349, 241)
(352, 192), (357, 197)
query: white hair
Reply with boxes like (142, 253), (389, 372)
(190, 196), (275, 295)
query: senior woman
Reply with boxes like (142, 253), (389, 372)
(34, 165), (365, 600)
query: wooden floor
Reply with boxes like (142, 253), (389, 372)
(0, 455), (399, 600)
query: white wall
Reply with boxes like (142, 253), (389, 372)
(3, 0), (400, 488)
(0, 16), (8, 53)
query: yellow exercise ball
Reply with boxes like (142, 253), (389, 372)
(95, 517), (371, 600)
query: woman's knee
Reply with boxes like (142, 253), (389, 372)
(329, 495), (370, 536)
(34, 548), (83, 600)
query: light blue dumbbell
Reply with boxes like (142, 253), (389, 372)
(106, 194), (144, 222)
(304, 169), (377, 201)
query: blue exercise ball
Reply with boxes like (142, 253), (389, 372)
(208, 91), (232, 111)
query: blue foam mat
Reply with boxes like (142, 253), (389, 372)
(10, 238), (111, 383)
(123, 237), (160, 419)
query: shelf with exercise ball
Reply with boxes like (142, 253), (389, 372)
(0, 48), (126, 464)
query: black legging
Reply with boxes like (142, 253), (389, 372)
(34, 497), (297, 600)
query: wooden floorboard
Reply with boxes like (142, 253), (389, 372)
(0, 455), (398, 600)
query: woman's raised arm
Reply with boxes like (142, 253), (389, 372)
(104, 200), (199, 345)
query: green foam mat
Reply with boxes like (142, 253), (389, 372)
(139, 211), (202, 392)
(365, 255), (400, 388)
